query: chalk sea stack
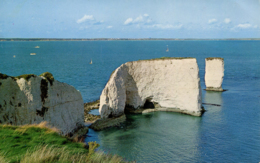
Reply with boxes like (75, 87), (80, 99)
(99, 58), (204, 119)
(205, 57), (224, 91)
(0, 72), (84, 135)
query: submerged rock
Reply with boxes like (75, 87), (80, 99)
(205, 58), (224, 91)
(89, 114), (126, 131)
(0, 72), (84, 135)
(84, 100), (101, 122)
(99, 58), (204, 119)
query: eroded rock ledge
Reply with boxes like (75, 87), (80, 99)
(0, 72), (85, 135)
(99, 57), (204, 121)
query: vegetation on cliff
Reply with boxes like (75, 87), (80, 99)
(40, 72), (54, 85)
(0, 122), (132, 163)
(206, 57), (224, 61)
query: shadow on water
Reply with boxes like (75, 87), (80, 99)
(85, 111), (204, 162)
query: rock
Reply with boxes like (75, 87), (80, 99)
(0, 72), (84, 135)
(84, 100), (101, 122)
(89, 114), (126, 131)
(205, 58), (224, 91)
(99, 58), (203, 119)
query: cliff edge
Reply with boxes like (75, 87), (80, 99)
(0, 72), (84, 135)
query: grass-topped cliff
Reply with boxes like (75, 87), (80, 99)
(138, 57), (195, 61)
(206, 57), (224, 61)
(0, 72), (54, 83)
(0, 122), (131, 163)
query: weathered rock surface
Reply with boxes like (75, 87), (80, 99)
(89, 114), (126, 131)
(99, 58), (203, 119)
(205, 58), (224, 91)
(84, 100), (101, 122)
(0, 72), (84, 135)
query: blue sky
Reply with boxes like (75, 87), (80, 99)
(0, 0), (260, 38)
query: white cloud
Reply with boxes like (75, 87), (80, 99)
(77, 15), (94, 24)
(134, 15), (143, 23)
(107, 26), (113, 28)
(231, 23), (258, 31)
(236, 23), (252, 29)
(208, 19), (217, 24)
(124, 18), (133, 25)
(124, 14), (152, 25)
(147, 24), (183, 29)
(236, 23), (257, 29)
(224, 18), (231, 24)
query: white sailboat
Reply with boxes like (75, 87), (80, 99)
(166, 45), (169, 52)
(90, 59), (92, 64)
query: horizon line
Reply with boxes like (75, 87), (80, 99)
(1, 38), (260, 41)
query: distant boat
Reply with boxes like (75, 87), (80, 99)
(13, 55), (16, 58)
(90, 59), (92, 64)
(30, 53), (36, 55)
(35, 46), (40, 48)
(166, 45), (169, 52)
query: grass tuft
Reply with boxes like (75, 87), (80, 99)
(16, 74), (36, 81)
(40, 72), (54, 85)
(206, 57), (224, 61)
(0, 73), (11, 80)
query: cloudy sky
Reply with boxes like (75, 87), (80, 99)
(0, 0), (260, 38)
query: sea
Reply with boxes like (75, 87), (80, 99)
(1, 40), (260, 162)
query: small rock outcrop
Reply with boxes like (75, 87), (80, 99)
(99, 58), (203, 119)
(0, 72), (84, 135)
(205, 58), (224, 91)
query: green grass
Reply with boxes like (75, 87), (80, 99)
(40, 72), (54, 85)
(16, 74), (36, 81)
(0, 72), (54, 85)
(0, 123), (86, 162)
(0, 73), (11, 80)
(137, 57), (194, 61)
(206, 57), (224, 61)
(0, 123), (131, 163)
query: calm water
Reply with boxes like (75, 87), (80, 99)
(1, 40), (260, 162)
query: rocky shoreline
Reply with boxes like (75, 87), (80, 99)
(84, 100), (101, 122)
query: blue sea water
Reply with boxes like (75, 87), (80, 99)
(1, 40), (260, 162)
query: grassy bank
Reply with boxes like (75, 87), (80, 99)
(0, 122), (131, 163)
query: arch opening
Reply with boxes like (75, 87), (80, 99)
(143, 99), (155, 109)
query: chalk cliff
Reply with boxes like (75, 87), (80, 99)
(99, 58), (203, 119)
(205, 58), (224, 91)
(0, 72), (84, 135)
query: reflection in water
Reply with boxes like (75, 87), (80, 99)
(203, 90), (223, 106)
(85, 112), (202, 162)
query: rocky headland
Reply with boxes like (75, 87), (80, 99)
(90, 58), (204, 130)
(0, 72), (86, 136)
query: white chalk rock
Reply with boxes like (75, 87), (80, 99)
(205, 58), (224, 91)
(99, 58), (203, 118)
(0, 73), (84, 135)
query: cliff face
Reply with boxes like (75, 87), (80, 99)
(0, 73), (84, 135)
(99, 58), (203, 118)
(205, 58), (224, 91)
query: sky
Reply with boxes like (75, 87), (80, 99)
(0, 0), (260, 39)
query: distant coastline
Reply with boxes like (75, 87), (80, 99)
(1, 38), (260, 41)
